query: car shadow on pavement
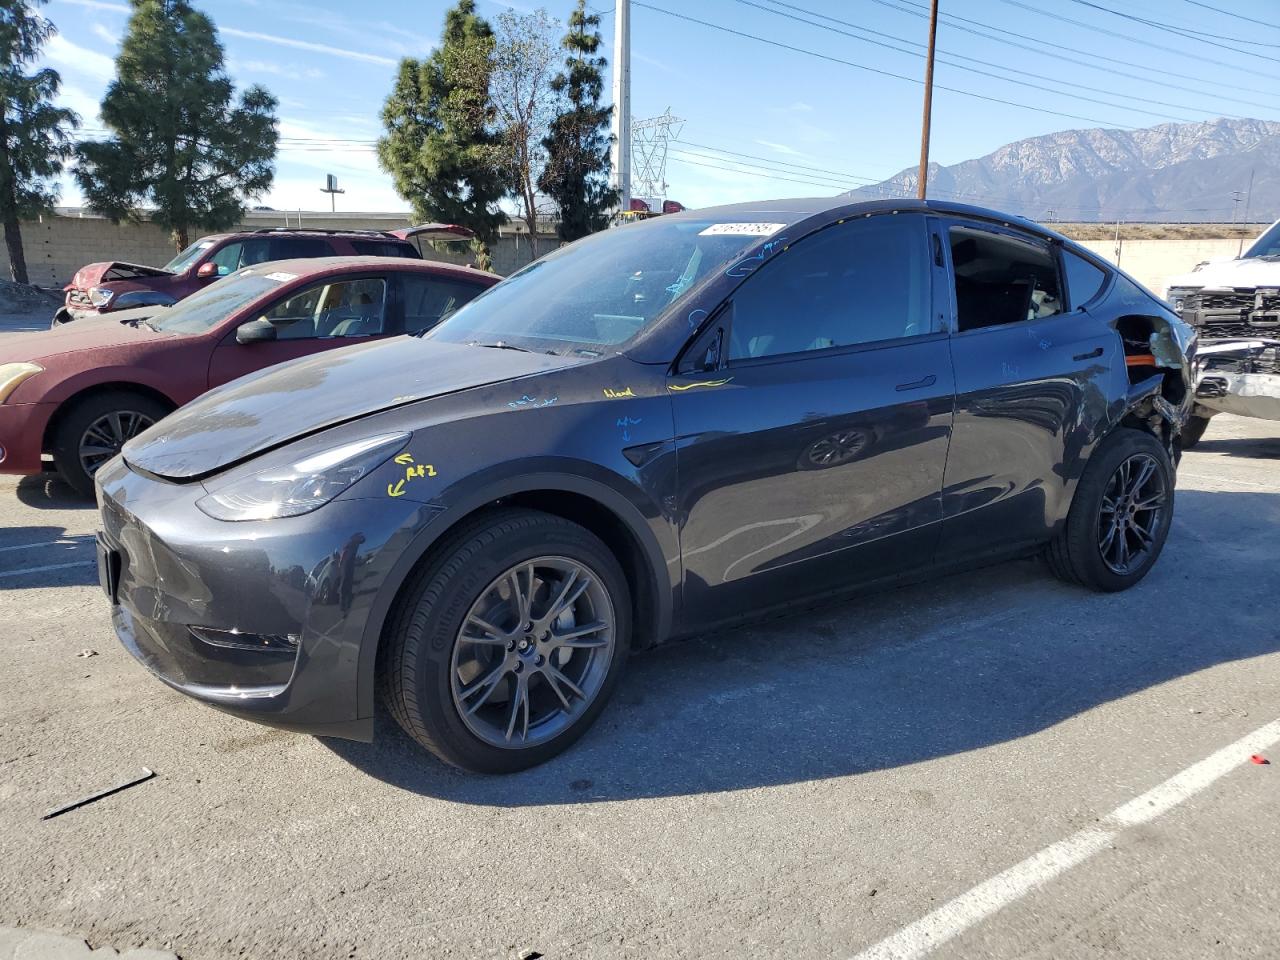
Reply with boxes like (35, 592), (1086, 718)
(323, 489), (1280, 805)
(0, 523), (97, 589)
(1193, 436), (1280, 460)
(13, 474), (95, 510)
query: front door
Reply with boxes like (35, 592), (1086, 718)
(670, 213), (955, 630)
(938, 220), (1118, 560)
(207, 274), (393, 388)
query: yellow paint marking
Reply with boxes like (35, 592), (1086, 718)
(387, 479), (406, 498)
(603, 387), (636, 399)
(394, 453), (415, 465)
(668, 377), (734, 392)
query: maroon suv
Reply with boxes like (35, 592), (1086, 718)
(53, 224), (473, 326)
(3, 256), (497, 494)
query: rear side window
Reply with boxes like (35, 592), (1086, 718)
(271, 236), (334, 259)
(1062, 250), (1108, 309)
(351, 240), (420, 258)
(949, 226), (1064, 331)
(400, 274), (487, 335)
(727, 214), (932, 361)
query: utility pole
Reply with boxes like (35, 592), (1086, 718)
(916, 0), (939, 200)
(610, 0), (632, 212)
(1238, 167), (1255, 256)
(1230, 189), (1243, 226)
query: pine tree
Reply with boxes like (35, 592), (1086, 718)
(378, 0), (506, 263)
(539, 0), (615, 243)
(0, 0), (77, 284)
(74, 0), (278, 250)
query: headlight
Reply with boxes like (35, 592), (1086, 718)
(0, 362), (43, 403)
(88, 287), (115, 307)
(196, 433), (409, 521)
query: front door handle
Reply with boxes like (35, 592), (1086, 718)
(895, 374), (937, 392)
(1073, 346), (1104, 361)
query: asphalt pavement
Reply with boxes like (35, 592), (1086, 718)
(1, 308), (1278, 959)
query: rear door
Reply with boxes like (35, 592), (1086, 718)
(207, 272), (394, 388)
(670, 212), (956, 629)
(938, 219), (1118, 560)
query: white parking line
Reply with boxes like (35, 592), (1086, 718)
(0, 561), (95, 580)
(852, 718), (1280, 960)
(0, 536), (93, 553)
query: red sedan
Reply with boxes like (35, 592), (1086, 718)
(0, 256), (497, 494)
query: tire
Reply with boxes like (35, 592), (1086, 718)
(51, 390), (169, 497)
(380, 508), (631, 773)
(1179, 414), (1212, 450)
(1046, 428), (1174, 592)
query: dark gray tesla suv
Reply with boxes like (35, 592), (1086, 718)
(95, 198), (1196, 772)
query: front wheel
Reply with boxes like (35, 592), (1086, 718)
(1047, 428), (1174, 592)
(380, 509), (631, 773)
(51, 390), (169, 497)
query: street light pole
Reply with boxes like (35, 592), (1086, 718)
(610, 0), (632, 212)
(916, 0), (939, 200)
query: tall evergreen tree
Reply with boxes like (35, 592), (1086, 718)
(0, 0), (77, 284)
(378, 0), (506, 262)
(75, 0), (278, 250)
(538, 0), (614, 243)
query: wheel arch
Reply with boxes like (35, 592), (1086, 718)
(42, 380), (179, 454)
(355, 471), (675, 719)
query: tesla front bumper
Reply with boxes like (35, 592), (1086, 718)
(95, 455), (424, 740)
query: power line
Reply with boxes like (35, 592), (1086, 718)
(632, 2), (1141, 128)
(742, 0), (1248, 123)
(871, 0), (1280, 108)
(1180, 0), (1280, 31)
(994, 0), (1280, 79)
(1064, 0), (1280, 56)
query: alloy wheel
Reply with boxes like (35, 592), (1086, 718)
(450, 556), (616, 749)
(1097, 452), (1167, 575)
(79, 410), (155, 476)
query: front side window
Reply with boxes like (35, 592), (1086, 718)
(727, 215), (932, 361)
(401, 274), (487, 335)
(262, 277), (387, 339)
(950, 225), (1063, 331)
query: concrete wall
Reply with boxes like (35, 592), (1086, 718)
(3, 209), (558, 287)
(1076, 237), (1242, 298)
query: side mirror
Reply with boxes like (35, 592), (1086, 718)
(235, 317), (277, 344)
(196, 262), (218, 279)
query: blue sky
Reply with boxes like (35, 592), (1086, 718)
(37, 0), (1280, 215)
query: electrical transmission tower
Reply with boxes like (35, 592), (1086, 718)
(631, 109), (684, 201)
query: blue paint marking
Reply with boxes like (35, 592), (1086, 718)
(724, 236), (789, 278)
(508, 395), (558, 409)
(616, 415), (642, 443)
(687, 308), (708, 329)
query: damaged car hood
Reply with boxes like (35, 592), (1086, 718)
(71, 261), (174, 288)
(123, 338), (578, 481)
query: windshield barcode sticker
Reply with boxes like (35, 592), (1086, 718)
(698, 223), (788, 236)
(264, 272), (297, 282)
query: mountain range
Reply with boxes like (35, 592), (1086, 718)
(844, 118), (1280, 223)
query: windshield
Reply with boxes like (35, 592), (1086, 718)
(150, 271), (287, 335)
(1244, 221), (1280, 260)
(162, 238), (218, 273)
(426, 216), (792, 354)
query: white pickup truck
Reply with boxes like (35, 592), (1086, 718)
(1164, 219), (1280, 447)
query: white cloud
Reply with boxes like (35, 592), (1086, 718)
(56, 0), (129, 12)
(90, 23), (120, 46)
(44, 33), (115, 83)
(229, 58), (324, 81)
(221, 26), (396, 66)
(755, 139), (805, 157)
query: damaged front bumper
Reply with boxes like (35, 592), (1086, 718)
(1194, 338), (1280, 422)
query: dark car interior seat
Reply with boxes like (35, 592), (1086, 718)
(951, 229), (1061, 332)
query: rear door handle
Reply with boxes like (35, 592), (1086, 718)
(895, 374), (937, 392)
(1073, 347), (1104, 361)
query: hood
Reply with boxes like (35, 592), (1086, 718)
(123, 338), (579, 481)
(1165, 256), (1280, 294)
(0, 309), (161, 364)
(70, 261), (172, 289)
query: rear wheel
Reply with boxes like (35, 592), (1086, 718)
(380, 509), (631, 773)
(1047, 428), (1174, 591)
(51, 391), (168, 496)
(1179, 414), (1212, 450)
